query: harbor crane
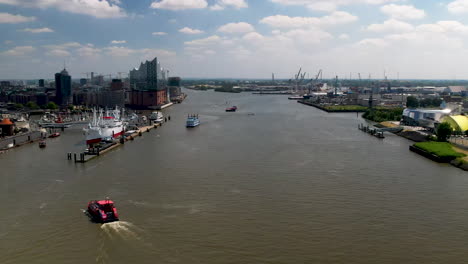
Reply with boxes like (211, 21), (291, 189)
(305, 69), (323, 93)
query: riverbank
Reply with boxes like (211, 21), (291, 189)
(297, 101), (367, 112)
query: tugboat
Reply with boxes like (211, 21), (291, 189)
(38, 140), (46, 148)
(225, 106), (237, 112)
(48, 132), (60, 138)
(86, 199), (119, 223)
(186, 114), (200, 128)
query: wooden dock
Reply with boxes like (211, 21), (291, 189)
(69, 120), (167, 163)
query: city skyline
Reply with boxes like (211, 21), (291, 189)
(2, 0), (468, 79)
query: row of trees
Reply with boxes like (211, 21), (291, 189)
(11, 101), (58, 110)
(406, 96), (443, 108)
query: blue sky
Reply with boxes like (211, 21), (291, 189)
(1, 0), (468, 79)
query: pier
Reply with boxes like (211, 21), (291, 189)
(358, 123), (385, 139)
(69, 119), (169, 163)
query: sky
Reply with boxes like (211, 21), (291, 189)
(2, 0), (468, 80)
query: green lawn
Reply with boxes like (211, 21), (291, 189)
(413, 142), (466, 159)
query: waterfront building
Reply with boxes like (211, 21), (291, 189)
(442, 115), (468, 132)
(55, 68), (72, 106)
(168, 77), (181, 99)
(128, 57), (168, 108)
(402, 108), (452, 128)
(38, 79), (45, 87)
(0, 118), (14, 137)
(110, 79), (123, 91)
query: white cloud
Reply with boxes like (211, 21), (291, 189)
(0, 0), (126, 19)
(210, 0), (247, 10)
(367, 19), (414, 33)
(4, 40), (13, 45)
(20, 27), (54, 33)
(416, 21), (468, 34)
(43, 42), (82, 50)
(218, 22), (254, 34)
(152, 32), (168, 35)
(185, 35), (222, 45)
(269, 0), (404, 11)
(448, 0), (468, 14)
(169, 18), (177, 23)
(380, 4), (426, 20)
(338, 33), (349, 39)
(150, 0), (208, 10)
(46, 49), (71, 57)
(357, 38), (389, 47)
(2, 46), (35, 56)
(179, 27), (204, 34)
(0, 12), (35, 23)
(260, 11), (358, 29)
(111, 40), (127, 44)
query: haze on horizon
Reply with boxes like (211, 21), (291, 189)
(1, 0), (468, 80)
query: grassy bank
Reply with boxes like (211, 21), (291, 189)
(413, 142), (465, 159)
(321, 105), (368, 111)
(362, 108), (403, 122)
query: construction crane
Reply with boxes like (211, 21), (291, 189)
(117, 72), (128, 79)
(81, 72), (92, 79)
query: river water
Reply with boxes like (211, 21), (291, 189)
(0, 89), (467, 263)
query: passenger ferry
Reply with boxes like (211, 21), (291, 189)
(186, 114), (200, 128)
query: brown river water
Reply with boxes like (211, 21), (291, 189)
(0, 89), (467, 263)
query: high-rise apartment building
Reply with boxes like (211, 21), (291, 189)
(55, 68), (72, 106)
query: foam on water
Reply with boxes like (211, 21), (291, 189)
(100, 221), (141, 241)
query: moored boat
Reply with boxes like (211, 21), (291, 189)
(225, 106), (237, 112)
(84, 107), (125, 146)
(288, 95), (304, 100)
(48, 132), (60, 138)
(186, 114), (200, 127)
(149, 111), (164, 123)
(39, 140), (46, 148)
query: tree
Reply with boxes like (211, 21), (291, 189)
(436, 122), (452, 142)
(45, 102), (58, 110)
(13, 103), (24, 110)
(406, 96), (419, 108)
(26, 101), (39, 110)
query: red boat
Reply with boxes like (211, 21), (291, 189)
(225, 106), (237, 112)
(48, 132), (60, 138)
(87, 199), (119, 223)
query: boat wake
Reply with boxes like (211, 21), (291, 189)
(100, 221), (141, 241)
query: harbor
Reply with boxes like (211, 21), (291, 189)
(1, 90), (466, 264)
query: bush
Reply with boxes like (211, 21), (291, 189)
(26, 101), (39, 110)
(44, 102), (58, 110)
